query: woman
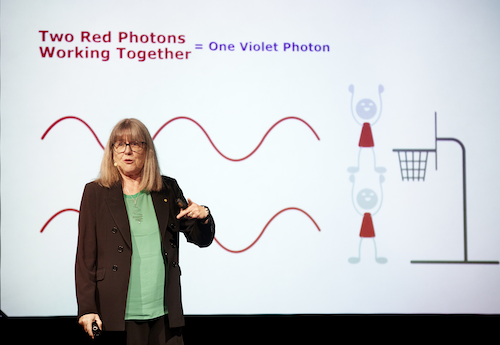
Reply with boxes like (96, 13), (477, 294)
(76, 118), (214, 344)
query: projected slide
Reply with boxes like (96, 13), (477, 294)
(2, 0), (500, 317)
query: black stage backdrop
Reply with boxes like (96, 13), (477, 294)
(1, 313), (498, 344)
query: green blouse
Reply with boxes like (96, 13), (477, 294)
(123, 191), (167, 320)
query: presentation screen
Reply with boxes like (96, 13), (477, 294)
(2, 0), (500, 317)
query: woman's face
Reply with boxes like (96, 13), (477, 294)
(112, 137), (146, 179)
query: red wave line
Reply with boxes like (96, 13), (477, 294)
(40, 208), (79, 233)
(40, 208), (321, 254)
(214, 207), (321, 253)
(153, 116), (320, 161)
(41, 116), (320, 161)
(41, 116), (105, 149)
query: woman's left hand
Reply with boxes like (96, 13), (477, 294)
(176, 198), (209, 221)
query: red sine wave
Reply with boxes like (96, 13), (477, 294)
(153, 116), (321, 161)
(40, 208), (80, 233)
(39, 207), (321, 253)
(41, 116), (105, 149)
(42, 116), (320, 161)
(214, 207), (321, 253)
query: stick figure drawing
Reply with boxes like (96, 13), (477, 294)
(348, 174), (387, 264)
(348, 84), (386, 174)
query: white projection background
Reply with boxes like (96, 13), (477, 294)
(2, 0), (500, 317)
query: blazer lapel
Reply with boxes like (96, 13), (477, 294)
(151, 188), (170, 240)
(105, 183), (132, 249)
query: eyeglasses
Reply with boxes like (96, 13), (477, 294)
(113, 141), (145, 153)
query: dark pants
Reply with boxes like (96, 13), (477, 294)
(125, 315), (183, 345)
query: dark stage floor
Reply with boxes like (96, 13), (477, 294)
(1, 313), (497, 344)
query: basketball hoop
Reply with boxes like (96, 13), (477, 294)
(393, 149), (434, 181)
(392, 112), (498, 265)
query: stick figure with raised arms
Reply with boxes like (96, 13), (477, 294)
(348, 84), (386, 174)
(348, 173), (387, 264)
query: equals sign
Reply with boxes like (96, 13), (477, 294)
(195, 44), (203, 49)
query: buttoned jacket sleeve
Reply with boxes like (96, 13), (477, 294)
(162, 176), (215, 248)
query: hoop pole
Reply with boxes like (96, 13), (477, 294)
(435, 112), (438, 170)
(436, 137), (467, 261)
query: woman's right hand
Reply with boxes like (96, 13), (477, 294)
(78, 313), (102, 339)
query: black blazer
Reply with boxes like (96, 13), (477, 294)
(75, 176), (214, 331)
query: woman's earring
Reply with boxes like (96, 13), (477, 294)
(114, 162), (118, 167)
